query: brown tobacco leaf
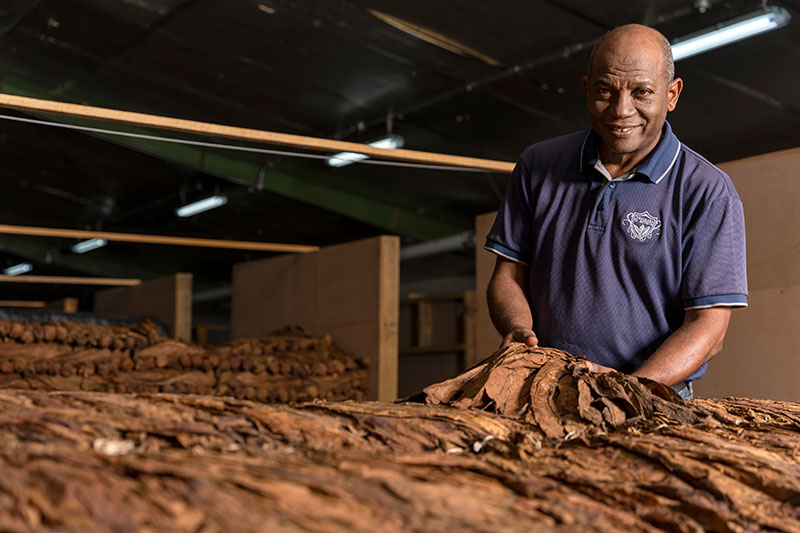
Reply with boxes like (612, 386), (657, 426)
(417, 343), (714, 438)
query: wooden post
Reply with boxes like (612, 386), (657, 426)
(94, 273), (193, 341)
(416, 301), (434, 348)
(231, 236), (400, 402)
(195, 324), (208, 345)
(45, 297), (79, 313)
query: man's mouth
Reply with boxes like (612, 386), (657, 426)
(607, 125), (640, 136)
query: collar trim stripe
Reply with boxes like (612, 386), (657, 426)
(579, 132), (591, 172)
(655, 141), (681, 185)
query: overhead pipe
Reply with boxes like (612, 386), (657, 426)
(400, 231), (475, 262)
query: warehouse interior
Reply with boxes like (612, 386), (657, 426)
(1, 0), (798, 395)
(0, 1), (799, 529)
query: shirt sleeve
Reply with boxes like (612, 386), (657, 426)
(484, 157), (534, 265)
(682, 195), (748, 309)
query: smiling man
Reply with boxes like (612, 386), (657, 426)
(485, 24), (747, 399)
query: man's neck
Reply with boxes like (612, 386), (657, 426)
(598, 134), (661, 179)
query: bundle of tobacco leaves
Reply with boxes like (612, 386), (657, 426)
(0, 320), (368, 402)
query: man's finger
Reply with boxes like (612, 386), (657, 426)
(586, 360), (614, 374)
(525, 335), (538, 347)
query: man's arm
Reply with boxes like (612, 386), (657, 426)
(487, 256), (538, 348)
(631, 307), (732, 385)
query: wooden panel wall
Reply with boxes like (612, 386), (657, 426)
(231, 236), (400, 402)
(695, 148), (800, 401)
(94, 273), (193, 341)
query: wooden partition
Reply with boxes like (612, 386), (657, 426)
(231, 236), (400, 402)
(46, 297), (79, 313)
(397, 290), (476, 397)
(94, 273), (193, 341)
(475, 144), (800, 400)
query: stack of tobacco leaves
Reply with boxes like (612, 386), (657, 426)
(0, 320), (368, 402)
(0, 343), (798, 531)
(418, 343), (703, 439)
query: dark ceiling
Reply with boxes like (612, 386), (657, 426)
(0, 0), (799, 302)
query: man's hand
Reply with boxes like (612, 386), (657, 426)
(500, 327), (538, 349)
(584, 360), (615, 374)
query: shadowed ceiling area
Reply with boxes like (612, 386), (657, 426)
(0, 0), (798, 299)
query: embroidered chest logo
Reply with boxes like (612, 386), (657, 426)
(622, 211), (661, 242)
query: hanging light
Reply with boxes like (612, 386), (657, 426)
(3, 263), (32, 276)
(671, 6), (791, 61)
(71, 238), (108, 254)
(327, 135), (405, 167)
(176, 195), (228, 218)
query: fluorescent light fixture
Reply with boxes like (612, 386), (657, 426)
(671, 6), (791, 61)
(4, 263), (32, 276)
(327, 135), (405, 167)
(71, 238), (108, 254)
(176, 195), (228, 218)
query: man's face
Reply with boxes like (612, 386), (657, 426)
(582, 36), (682, 161)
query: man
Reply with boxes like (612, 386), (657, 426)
(485, 24), (747, 399)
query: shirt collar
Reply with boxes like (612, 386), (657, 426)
(579, 121), (682, 184)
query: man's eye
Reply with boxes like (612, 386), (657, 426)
(636, 88), (653, 96)
(596, 87), (610, 95)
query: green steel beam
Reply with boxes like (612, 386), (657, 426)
(0, 235), (163, 279)
(0, 80), (468, 240)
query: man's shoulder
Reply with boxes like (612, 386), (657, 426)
(518, 130), (589, 167)
(677, 143), (739, 200)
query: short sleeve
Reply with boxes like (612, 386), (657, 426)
(682, 195), (748, 309)
(484, 158), (534, 264)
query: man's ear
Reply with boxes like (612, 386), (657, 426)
(667, 77), (683, 112)
(582, 76), (590, 98)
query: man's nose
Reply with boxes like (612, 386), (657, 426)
(609, 93), (635, 118)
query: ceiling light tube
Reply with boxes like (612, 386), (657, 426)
(671, 6), (791, 61)
(4, 263), (32, 276)
(71, 238), (108, 254)
(327, 135), (405, 167)
(176, 195), (228, 218)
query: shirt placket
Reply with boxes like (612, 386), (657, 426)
(589, 180), (618, 230)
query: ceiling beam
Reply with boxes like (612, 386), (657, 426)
(0, 80), (469, 240)
(0, 224), (319, 253)
(0, 0), (42, 38)
(0, 92), (514, 172)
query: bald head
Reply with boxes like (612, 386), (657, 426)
(588, 24), (674, 84)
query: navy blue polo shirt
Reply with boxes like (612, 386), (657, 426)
(486, 122), (747, 381)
